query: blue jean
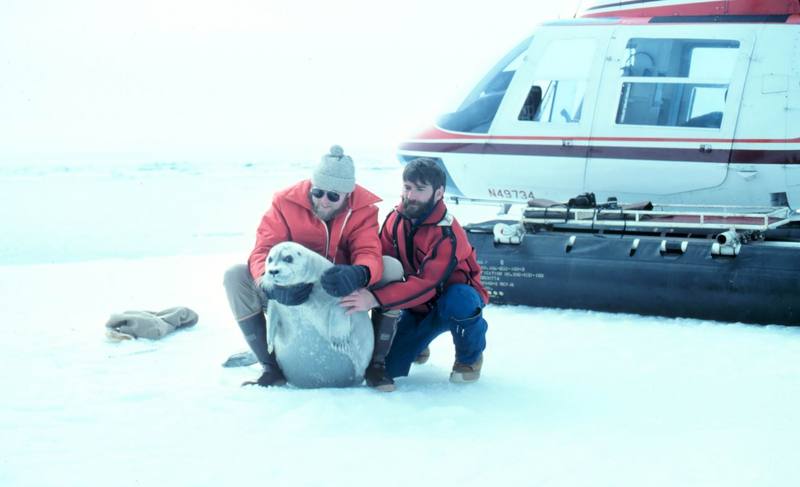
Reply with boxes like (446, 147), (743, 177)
(385, 284), (488, 378)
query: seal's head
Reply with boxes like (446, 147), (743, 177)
(263, 241), (321, 288)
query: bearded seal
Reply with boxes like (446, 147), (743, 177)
(260, 241), (374, 388)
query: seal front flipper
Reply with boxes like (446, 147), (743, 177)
(266, 307), (281, 354)
(326, 307), (352, 350)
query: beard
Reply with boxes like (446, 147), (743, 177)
(312, 198), (346, 222)
(402, 192), (436, 220)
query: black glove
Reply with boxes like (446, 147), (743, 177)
(320, 265), (369, 297)
(268, 282), (314, 306)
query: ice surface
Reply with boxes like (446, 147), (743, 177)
(2, 161), (799, 487)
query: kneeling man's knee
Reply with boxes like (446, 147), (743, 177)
(223, 264), (263, 320)
(223, 264), (253, 290)
(374, 256), (404, 287)
(437, 284), (483, 322)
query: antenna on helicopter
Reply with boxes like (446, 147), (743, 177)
(571, 0), (583, 19)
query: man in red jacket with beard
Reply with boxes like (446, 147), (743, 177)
(223, 145), (384, 387)
(341, 157), (489, 391)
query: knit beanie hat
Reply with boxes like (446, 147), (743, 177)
(312, 145), (355, 193)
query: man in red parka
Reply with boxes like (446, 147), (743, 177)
(341, 157), (489, 390)
(223, 145), (384, 387)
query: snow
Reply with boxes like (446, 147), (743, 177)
(2, 161), (800, 487)
(2, 1), (799, 484)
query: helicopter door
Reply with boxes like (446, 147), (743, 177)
(484, 29), (609, 202)
(586, 26), (754, 200)
(784, 30), (800, 206)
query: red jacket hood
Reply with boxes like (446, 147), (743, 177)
(375, 198), (489, 312)
(248, 179), (384, 286)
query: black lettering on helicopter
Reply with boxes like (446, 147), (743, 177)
(488, 189), (536, 200)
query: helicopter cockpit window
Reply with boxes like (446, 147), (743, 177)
(517, 38), (595, 124)
(616, 38), (740, 128)
(436, 37), (532, 134)
(519, 80), (587, 123)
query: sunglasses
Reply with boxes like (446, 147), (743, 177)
(310, 188), (342, 202)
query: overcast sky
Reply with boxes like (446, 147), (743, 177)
(0, 1), (576, 165)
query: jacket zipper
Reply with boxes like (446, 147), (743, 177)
(405, 215), (427, 271)
(334, 209), (353, 264)
(316, 216), (330, 259)
(406, 224), (418, 269)
(316, 208), (352, 263)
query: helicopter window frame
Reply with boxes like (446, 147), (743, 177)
(435, 37), (533, 134)
(519, 79), (587, 123)
(615, 38), (740, 129)
(516, 38), (597, 125)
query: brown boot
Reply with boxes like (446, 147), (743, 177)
(449, 353), (483, 383)
(414, 347), (431, 365)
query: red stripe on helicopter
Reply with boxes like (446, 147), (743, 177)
(399, 141), (800, 165)
(581, 0), (800, 18)
(409, 126), (800, 144)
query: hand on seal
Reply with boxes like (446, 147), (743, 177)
(269, 283), (313, 306)
(321, 265), (369, 297)
(338, 288), (379, 315)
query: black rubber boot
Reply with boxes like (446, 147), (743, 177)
(236, 312), (271, 365)
(242, 357), (287, 387)
(236, 313), (286, 387)
(365, 310), (399, 392)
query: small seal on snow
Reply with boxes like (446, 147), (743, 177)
(261, 241), (374, 388)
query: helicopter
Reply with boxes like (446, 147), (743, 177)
(399, 0), (800, 210)
(398, 0), (800, 326)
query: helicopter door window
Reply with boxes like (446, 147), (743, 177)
(517, 38), (595, 124)
(615, 38), (739, 129)
(519, 80), (586, 123)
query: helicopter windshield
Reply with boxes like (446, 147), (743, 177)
(436, 37), (532, 134)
